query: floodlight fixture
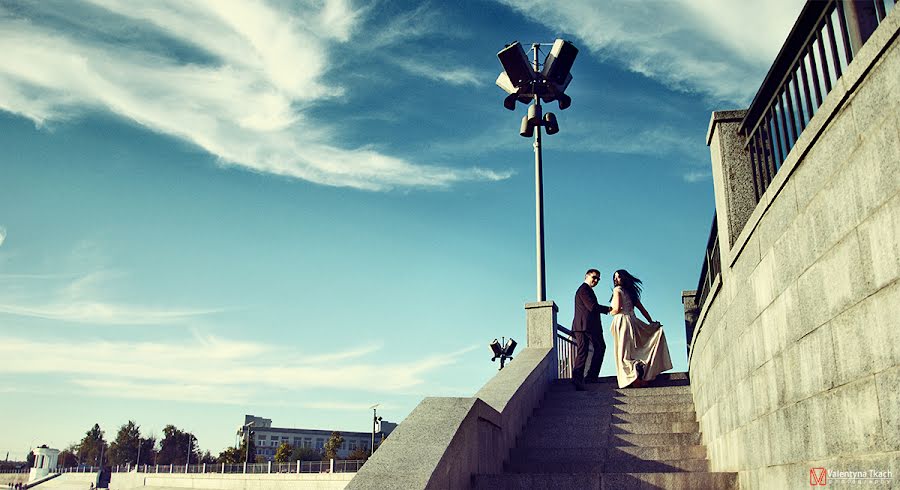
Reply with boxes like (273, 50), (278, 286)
(489, 339), (503, 358)
(497, 41), (535, 89)
(504, 338), (517, 357)
(542, 39), (578, 86)
(543, 112), (559, 135)
(489, 337), (516, 370)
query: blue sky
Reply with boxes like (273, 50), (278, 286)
(0, 0), (805, 459)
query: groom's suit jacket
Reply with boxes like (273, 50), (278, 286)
(572, 283), (611, 333)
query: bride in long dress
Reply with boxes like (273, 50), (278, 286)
(609, 269), (673, 388)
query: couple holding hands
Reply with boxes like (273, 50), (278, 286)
(571, 268), (672, 390)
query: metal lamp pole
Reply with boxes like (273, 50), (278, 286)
(531, 43), (546, 302)
(370, 404), (380, 457)
(243, 421), (255, 464)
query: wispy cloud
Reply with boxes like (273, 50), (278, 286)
(0, 335), (479, 403)
(0, 270), (220, 325)
(496, 0), (805, 104)
(0, 226), (5, 247)
(683, 170), (712, 183)
(0, 1), (510, 190)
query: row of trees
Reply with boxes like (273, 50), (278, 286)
(60, 421), (215, 468)
(58, 425), (380, 468)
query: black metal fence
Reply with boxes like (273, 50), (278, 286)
(556, 324), (576, 379)
(740, 0), (895, 202)
(696, 214), (721, 311)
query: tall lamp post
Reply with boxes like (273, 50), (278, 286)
(242, 421), (255, 464)
(369, 404), (381, 457)
(186, 433), (195, 468)
(496, 39), (578, 301)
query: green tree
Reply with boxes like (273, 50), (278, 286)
(137, 435), (158, 467)
(156, 425), (196, 465)
(346, 448), (369, 461)
(273, 443), (293, 463)
(289, 446), (320, 462)
(322, 432), (343, 461)
(216, 434), (255, 464)
(76, 424), (107, 467)
(216, 446), (242, 464)
(108, 420), (141, 466)
(25, 451), (35, 468)
(198, 450), (216, 464)
(58, 445), (79, 468)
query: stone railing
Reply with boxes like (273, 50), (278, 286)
(688, 1), (899, 487)
(346, 301), (559, 489)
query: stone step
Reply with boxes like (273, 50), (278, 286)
(610, 421), (700, 434)
(608, 445), (708, 461)
(549, 383), (692, 396)
(609, 411), (697, 424)
(473, 473), (600, 489)
(601, 472), (738, 489)
(604, 458), (710, 473)
(610, 432), (701, 446)
(611, 402), (696, 414)
(473, 471), (737, 489)
(506, 458), (709, 474)
(551, 372), (690, 387)
(519, 431), (611, 449)
(508, 445), (709, 465)
(509, 447), (607, 464)
(544, 393), (694, 405)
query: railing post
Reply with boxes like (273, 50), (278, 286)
(841, 0), (880, 57)
(221, 462), (225, 473)
(296, 460), (301, 473)
(329, 459), (334, 474)
(707, 110), (754, 251)
(243, 462), (247, 474)
(267, 461), (272, 474)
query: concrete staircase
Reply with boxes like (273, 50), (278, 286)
(473, 373), (738, 489)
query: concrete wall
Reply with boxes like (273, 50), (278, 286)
(0, 473), (28, 486)
(689, 7), (900, 489)
(32, 473), (98, 489)
(109, 472), (352, 490)
(346, 302), (559, 489)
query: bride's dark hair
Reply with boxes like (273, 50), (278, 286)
(614, 269), (643, 302)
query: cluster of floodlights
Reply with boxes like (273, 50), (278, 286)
(489, 337), (517, 370)
(496, 39), (578, 137)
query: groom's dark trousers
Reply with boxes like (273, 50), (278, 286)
(572, 282), (611, 385)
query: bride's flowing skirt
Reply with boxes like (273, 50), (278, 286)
(611, 312), (673, 388)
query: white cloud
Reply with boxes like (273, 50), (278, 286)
(497, 0), (805, 104)
(0, 271), (220, 325)
(0, 226), (5, 247)
(0, 335), (479, 403)
(683, 170), (712, 183)
(0, 1), (510, 190)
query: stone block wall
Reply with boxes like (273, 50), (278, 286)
(689, 8), (900, 488)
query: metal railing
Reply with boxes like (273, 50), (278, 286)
(696, 214), (721, 311)
(556, 324), (576, 379)
(57, 466), (98, 473)
(740, 0), (895, 201)
(0, 469), (29, 474)
(95, 459), (365, 475)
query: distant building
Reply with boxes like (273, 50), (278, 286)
(238, 414), (397, 461)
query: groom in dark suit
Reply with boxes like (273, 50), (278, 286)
(571, 269), (611, 390)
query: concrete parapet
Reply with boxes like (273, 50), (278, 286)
(110, 471), (353, 489)
(347, 346), (555, 489)
(690, 5), (900, 488)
